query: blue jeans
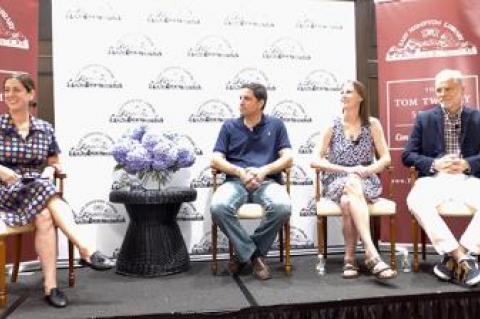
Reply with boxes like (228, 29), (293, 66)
(210, 179), (291, 263)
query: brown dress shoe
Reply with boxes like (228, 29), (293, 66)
(228, 256), (246, 275)
(252, 257), (272, 280)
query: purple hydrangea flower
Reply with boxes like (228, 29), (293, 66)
(141, 131), (165, 152)
(124, 144), (152, 174)
(112, 137), (135, 166)
(127, 125), (147, 141)
(151, 140), (178, 170)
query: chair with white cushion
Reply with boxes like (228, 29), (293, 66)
(311, 164), (397, 270)
(211, 167), (292, 275)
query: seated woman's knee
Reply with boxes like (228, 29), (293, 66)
(35, 209), (54, 229)
(344, 176), (363, 196)
(340, 195), (350, 212)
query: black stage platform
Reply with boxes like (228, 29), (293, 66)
(2, 255), (479, 319)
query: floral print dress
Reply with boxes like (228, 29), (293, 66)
(0, 114), (60, 226)
(321, 117), (382, 203)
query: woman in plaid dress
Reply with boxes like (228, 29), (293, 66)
(0, 73), (113, 308)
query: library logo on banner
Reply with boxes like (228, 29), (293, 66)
(110, 99), (164, 123)
(386, 19), (477, 62)
(191, 231), (229, 255)
(67, 65), (122, 89)
(299, 197), (316, 217)
(296, 15), (343, 30)
(149, 67), (201, 90)
(0, 6), (29, 49)
(108, 33), (162, 57)
(177, 203), (203, 221)
(191, 166), (225, 188)
(69, 132), (114, 156)
(285, 164), (313, 186)
(297, 69), (340, 92)
(272, 226), (314, 250)
(298, 131), (321, 154)
(188, 35), (239, 58)
(224, 11), (274, 28)
(263, 37), (311, 60)
(189, 99), (235, 123)
(226, 68), (276, 90)
(74, 200), (125, 224)
(147, 8), (200, 24)
(65, 0), (121, 21)
(270, 100), (311, 123)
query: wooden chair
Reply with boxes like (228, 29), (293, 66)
(311, 164), (397, 270)
(211, 168), (292, 275)
(409, 167), (477, 272)
(0, 172), (75, 307)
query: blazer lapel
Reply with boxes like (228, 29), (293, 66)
(460, 108), (471, 146)
(433, 106), (444, 150)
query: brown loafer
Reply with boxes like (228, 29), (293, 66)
(252, 257), (272, 280)
(228, 256), (246, 275)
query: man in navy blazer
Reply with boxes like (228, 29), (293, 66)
(403, 69), (480, 287)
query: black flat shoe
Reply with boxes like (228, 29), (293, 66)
(79, 251), (114, 270)
(45, 288), (68, 308)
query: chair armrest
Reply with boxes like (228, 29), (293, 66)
(409, 166), (418, 184)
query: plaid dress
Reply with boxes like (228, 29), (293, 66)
(0, 114), (60, 226)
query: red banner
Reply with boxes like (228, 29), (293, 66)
(0, 0), (38, 113)
(376, 0), (480, 242)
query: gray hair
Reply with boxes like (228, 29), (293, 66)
(435, 69), (464, 86)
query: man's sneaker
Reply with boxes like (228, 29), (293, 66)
(457, 257), (480, 287)
(433, 254), (455, 281)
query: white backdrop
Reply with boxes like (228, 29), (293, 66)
(52, 0), (356, 260)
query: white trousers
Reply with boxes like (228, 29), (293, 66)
(407, 173), (480, 255)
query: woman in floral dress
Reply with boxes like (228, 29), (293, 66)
(0, 73), (114, 308)
(312, 80), (396, 280)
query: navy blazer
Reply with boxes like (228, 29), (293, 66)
(402, 105), (480, 177)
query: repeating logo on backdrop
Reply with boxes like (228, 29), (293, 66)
(296, 14), (343, 30)
(0, 6), (29, 49)
(108, 33), (162, 57)
(188, 35), (239, 58)
(299, 197), (316, 217)
(270, 100), (311, 123)
(65, 0), (121, 21)
(191, 225), (313, 255)
(110, 99), (164, 123)
(191, 166), (226, 188)
(147, 9), (200, 24)
(74, 200), (125, 224)
(386, 19), (477, 61)
(67, 64), (122, 89)
(177, 203), (203, 221)
(189, 99), (235, 122)
(298, 131), (321, 154)
(149, 67), (201, 90)
(297, 69), (340, 91)
(69, 132), (114, 156)
(176, 134), (203, 155)
(283, 164), (313, 186)
(263, 37), (311, 60)
(226, 68), (276, 90)
(224, 11), (274, 28)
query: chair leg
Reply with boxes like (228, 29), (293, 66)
(211, 223), (218, 274)
(284, 222), (291, 275)
(389, 215), (397, 271)
(412, 217), (419, 272)
(279, 227), (284, 263)
(68, 240), (75, 287)
(421, 229), (426, 260)
(0, 239), (6, 307)
(371, 218), (380, 250)
(322, 217), (328, 257)
(229, 241), (233, 260)
(11, 234), (22, 283)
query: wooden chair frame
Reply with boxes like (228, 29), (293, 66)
(312, 165), (397, 270)
(0, 172), (75, 307)
(211, 168), (292, 275)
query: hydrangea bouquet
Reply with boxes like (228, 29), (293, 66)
(112, 125), (196, 190)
